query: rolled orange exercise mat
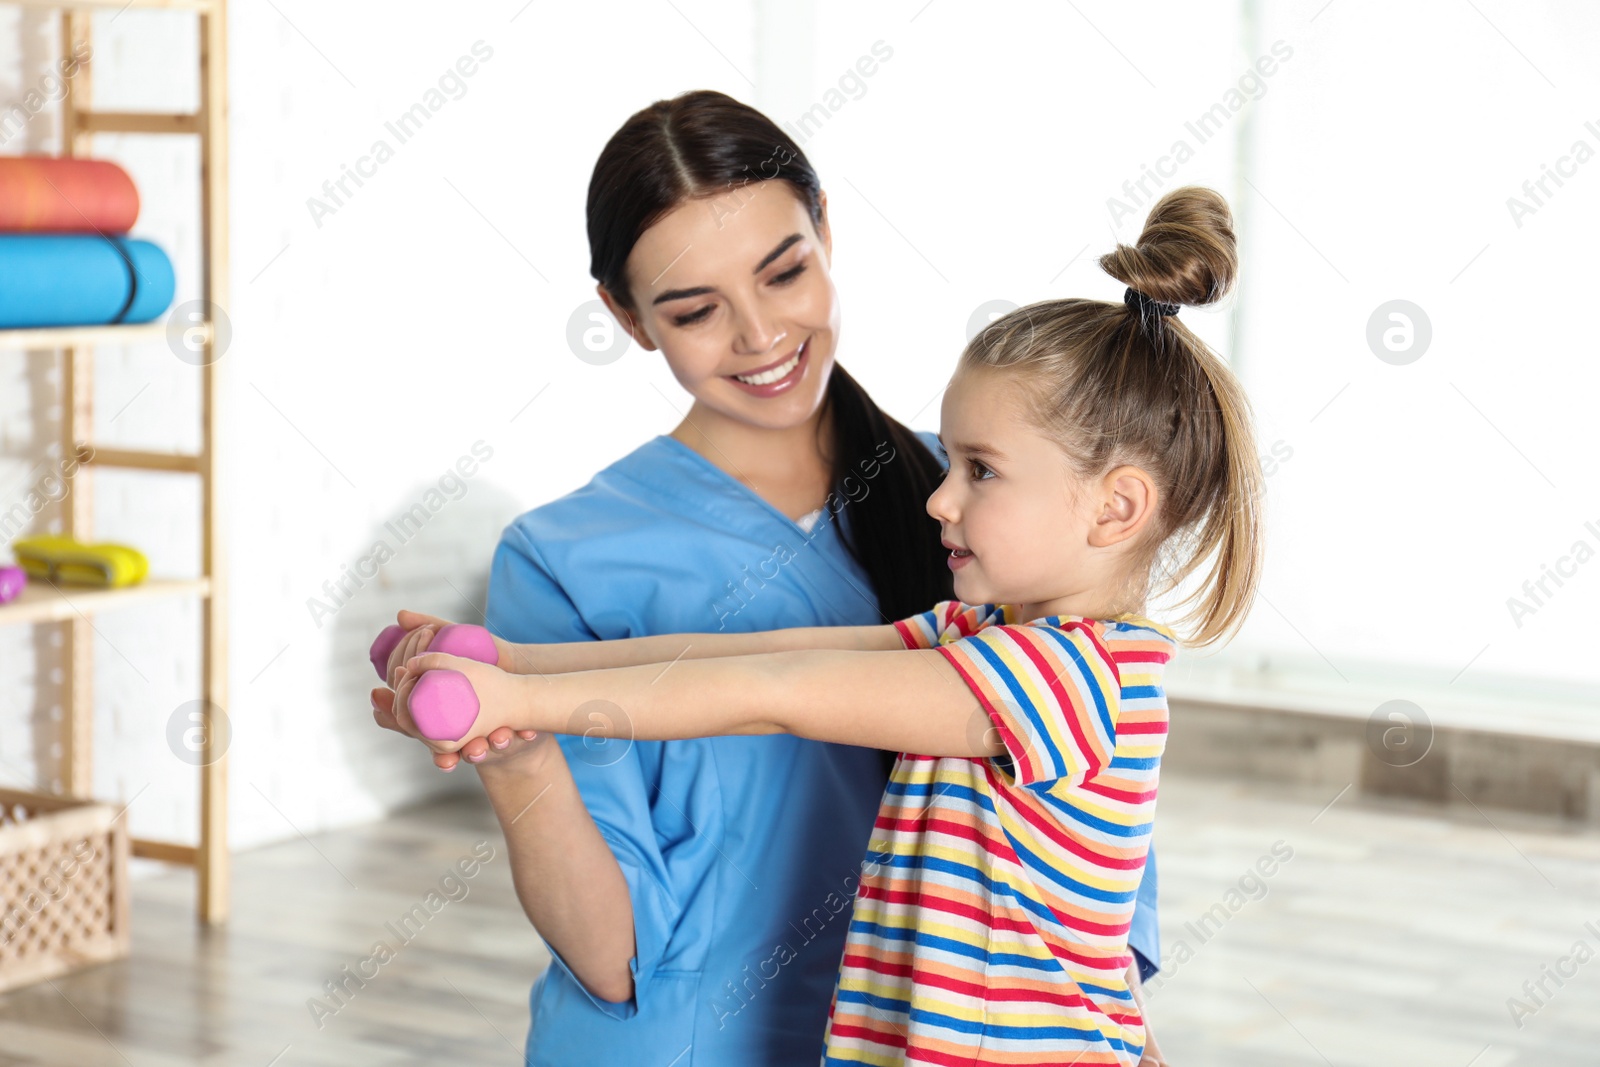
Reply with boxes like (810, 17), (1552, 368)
(0, 156), (140, 233)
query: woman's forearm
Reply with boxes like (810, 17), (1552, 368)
(475, 743), (638, 1004)
(503, 622), (900, 676)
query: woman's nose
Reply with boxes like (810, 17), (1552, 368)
(731, 304), (784, 355)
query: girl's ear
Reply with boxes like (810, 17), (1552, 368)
(596, 283), (657, 352)
(1088, 465), (1158, 548)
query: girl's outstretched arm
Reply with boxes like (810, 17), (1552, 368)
(394, 647), (1003, 759)
(389, 608), (903, 679)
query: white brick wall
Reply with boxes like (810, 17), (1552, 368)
(1, 0), (768, 869)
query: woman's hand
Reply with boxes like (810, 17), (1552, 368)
(1125, 959), (1172, 1066)
(372, 685), (545, 771)
(1138, 1030), (1172, 1067)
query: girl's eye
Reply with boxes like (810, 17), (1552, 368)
(771, 263), (806, 285)
(673, 305), (715, 327)
(969, 460), (993, 480)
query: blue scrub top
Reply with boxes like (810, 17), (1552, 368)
(483, 430), (1161, 1067)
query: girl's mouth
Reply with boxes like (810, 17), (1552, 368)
(948, 547), (973, 571)
(728, 340), (809, 396)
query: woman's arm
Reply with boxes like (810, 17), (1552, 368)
(372, 685), (637, 1002)
(475, 739), (640, 1004)
(397, 646), (1001, 758)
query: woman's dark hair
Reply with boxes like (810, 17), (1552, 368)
(586, 89), (952, 621)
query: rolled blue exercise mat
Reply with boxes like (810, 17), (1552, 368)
(0, 234), (175, 328)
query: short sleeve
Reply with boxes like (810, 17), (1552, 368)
(485, 523), (601, 645)
(484, 522), (681, 1020)
(893, 599), (963, 650)
(934, 620), (1120, 789)
(893, 599), (1007, 650)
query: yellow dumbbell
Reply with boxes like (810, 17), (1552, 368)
(11, 535), (149, 588)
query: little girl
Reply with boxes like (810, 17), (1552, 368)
(383, 185), (1262, 1066)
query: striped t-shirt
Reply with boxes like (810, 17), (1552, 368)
(821, 600), (1176, 1066)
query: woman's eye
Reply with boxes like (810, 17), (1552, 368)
(673, 305), (714, 327)
(771, 263), (806, 285)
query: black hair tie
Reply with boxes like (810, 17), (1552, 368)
(1124, 286), (1180, 318)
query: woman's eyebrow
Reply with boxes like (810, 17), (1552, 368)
(753, 233), (804, 273)
(653, 285), (713, 306)
(652, 233), (806, 306)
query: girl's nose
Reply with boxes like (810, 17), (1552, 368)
(926, 476), (957, 523)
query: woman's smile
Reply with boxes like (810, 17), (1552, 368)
(727, 337), (810, 396)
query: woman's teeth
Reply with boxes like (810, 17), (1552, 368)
(735, 344), (803, 385)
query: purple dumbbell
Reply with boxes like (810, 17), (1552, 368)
(0, 565), (25, 606)
(369, 622), (497, 680)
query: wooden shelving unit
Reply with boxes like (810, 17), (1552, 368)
(0, 0), (230, 923)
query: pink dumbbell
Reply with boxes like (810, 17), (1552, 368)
(369, 622), (496, 741)
(369, 622), (497, 680)
(407, 669), (481, 742)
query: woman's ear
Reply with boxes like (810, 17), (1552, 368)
(1088, 465), (1158, 548)
(596, 283), (656, 351)
(815, 189), (833, 261)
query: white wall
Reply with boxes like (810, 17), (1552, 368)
(1222, 0), (1600, 693)
(3, 0), (1592, 861)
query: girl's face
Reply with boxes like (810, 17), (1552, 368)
(601, 183), (839, 433)
(928, 367), (1156, 623)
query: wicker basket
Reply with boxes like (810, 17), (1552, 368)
(0, 788), (130, 993)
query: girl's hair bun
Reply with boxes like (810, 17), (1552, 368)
(1099, 186), (1237, 309)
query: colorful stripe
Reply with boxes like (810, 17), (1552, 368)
(824, 601), (1175, 1066)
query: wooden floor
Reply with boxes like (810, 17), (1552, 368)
(0, 792), (547, 1066)
(2, 773), (1597, 1066)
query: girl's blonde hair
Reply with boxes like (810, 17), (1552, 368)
(962, 185), (1262, 647)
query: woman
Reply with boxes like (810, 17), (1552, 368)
(372, 90), (1165, 1066)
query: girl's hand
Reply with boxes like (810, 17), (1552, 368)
(381, 614), (447, 688)
(371, 686), (543, 772)
(380, 609), (518, 686)
(391, 652), (532, 755)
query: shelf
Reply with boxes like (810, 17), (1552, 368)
(0, 322), (188, 351)
(0, 576), (210, 627)
(8, 0), (215, 10)
(77, 111), (201, 135)
(131, 837), (198, 865)
(83, 446), (203, 474)
(2, 0), (232, 926)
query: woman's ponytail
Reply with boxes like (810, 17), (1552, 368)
(821, 365), (953, 621)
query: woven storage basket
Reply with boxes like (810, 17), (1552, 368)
(0, 788), (130, 993)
